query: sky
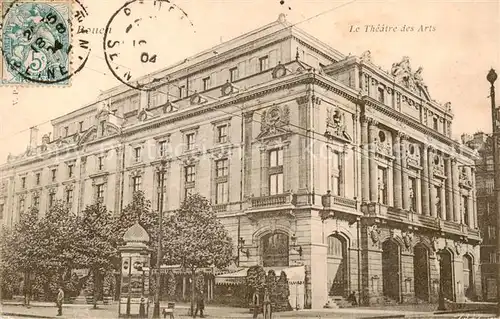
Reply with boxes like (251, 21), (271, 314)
(0, 0), (499, 165)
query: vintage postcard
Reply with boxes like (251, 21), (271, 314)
(0, 0), (498, 318)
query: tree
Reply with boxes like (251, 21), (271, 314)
(163, 194), (233, 317)
(2, 207), (45, 300)
(78, 200), (117, 308)
(38, 201), (85, 288)
(266, 270), (278, 307)
(276, 271), (292, 311)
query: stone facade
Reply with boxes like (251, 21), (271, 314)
(0, 15), (482, 308)
(463, 132), (497, 301)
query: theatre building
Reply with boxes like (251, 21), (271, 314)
(0, 14), (482, 308)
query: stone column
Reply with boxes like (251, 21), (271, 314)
(429, 149), (437, 217)
(451, 159), (461, 222)
(392, 131), (403, 209)
(361, 116), (370, 202)
(260, 147), (269, 196)
(445, 158), (453, 221)
(368, 119), (378, 202)
(467, 167), (474, 227)
(421, 146), (430, 215)
(401, 135), (410, 210)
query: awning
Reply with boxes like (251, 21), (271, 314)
(215, 266), (305, 286)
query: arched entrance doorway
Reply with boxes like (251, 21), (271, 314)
(439, 249), (454, 301)
(327, 234), (348, 297)
(413, 243), (430, 302)
(261, 232), (289, 267)
(463, 254), (474, 299)
(382, 240), (401, 302)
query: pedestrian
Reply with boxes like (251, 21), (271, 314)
(22, 277), (31, 308)
(252, 291), (260, 319)
(56, 286), (64, 316)
(347, 290), (358, 306)
(193, 289), (205, 318)
(263, 288), (272, 319)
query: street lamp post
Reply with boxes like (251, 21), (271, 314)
(487, 68), (500, 317)
(153, 160), (167, 318)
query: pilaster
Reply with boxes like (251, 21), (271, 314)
(421, 146), (430, 215)
(392, 131), (402, 209)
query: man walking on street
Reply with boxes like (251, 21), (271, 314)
(56, 286), (64, 316)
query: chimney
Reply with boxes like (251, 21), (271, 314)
(29, 126), (39, 150)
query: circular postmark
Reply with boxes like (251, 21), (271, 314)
(103, 0), (195, 91)
(0, 0), (92, 85)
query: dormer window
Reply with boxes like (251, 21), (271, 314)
(51, 169), (57, 182)
(64, 126), (69, 137)
(179, 85), (186, 98)
(35, 173), (40, 185)
(21, 177), (26, 189)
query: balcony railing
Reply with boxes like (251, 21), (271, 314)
(250, 192), (294, 209)
(322, 191), (358, 210)
(212, 203), (228, 213)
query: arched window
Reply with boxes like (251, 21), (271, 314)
(261, 232), (289, 267)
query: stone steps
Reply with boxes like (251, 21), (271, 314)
(324, 295), (354, 308)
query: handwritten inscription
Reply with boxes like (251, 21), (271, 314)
(349, 24), (436, 33)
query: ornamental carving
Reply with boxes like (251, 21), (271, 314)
(163, 101), (179, 113)
(368, 225), (381, 245)
(271, 62), (287, 79)
(0, 180), (7, 195)
(391, 56), (431, 100)
(459, 167), (473, 188)
(454, 241), (463, 255)
(221, 80), (240, 96)
(432, 155), (445, 176)
(325, 107), (352, 142)
(360, 50), (372, 63)
(402, 231), (413, 251)
(190, 91), (208, 105)
(258, 104), (290, 139)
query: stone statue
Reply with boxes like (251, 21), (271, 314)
(360, 50), (372, 63)
(414, 67), (430, 96)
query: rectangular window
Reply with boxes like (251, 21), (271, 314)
(202, 77), (211, 91)
(329, 150), (341, 196)
(48, 193), (55, 208)
(186, 133), (195, 151)
(51, 169), (57, 182)
(433, 117), (439, 130)
(269, 149), (284, 195)
(409, 177), (417, 212)
(229, 67), (239, 82)
(21, 177), (26, 189)
(185, 165), (196, 183)
(132, 176), (142, 192)
(488, 226), (496, 239)
(216, 181), (228, 204)
(156, 172), (166, 211)
(134, 147), (142, 163)
(98, 157), (104, 171)
(216, 159), (229, 177)
(66, 189), (73, 205)
(158, 140), (167, 157)
(184, 165), (195, 199)
(19, 198), (25, 213)
(490, 252), (497, 264)
(96, 184), (104, 200)
(68, 164), (74, 178)
(178, 85), (186, 98)
(217, 125), (228, 144)
(259, 56), (269, 72)
(435, 185), (442, 217)
(79, 121), (84, 132)
(378, 167), (388, 204)
(378, 87), (385, 103)
(36, 173), (41, 185)
(33, 195), (40, 209)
